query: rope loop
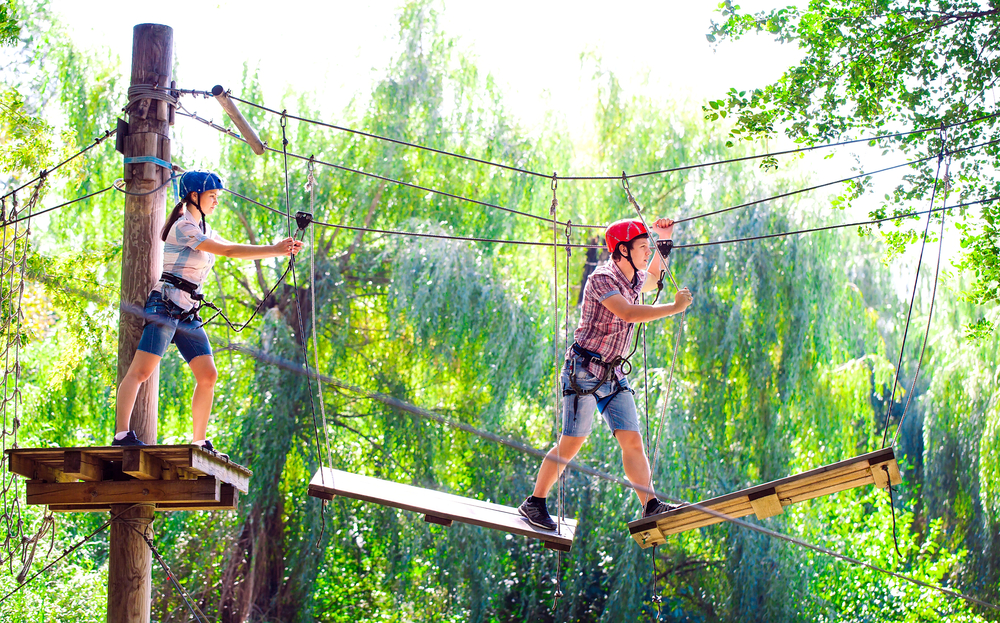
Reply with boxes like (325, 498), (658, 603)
(620, 171), (631, 192)
(550, 171), (558, 192)
(564, 219), (572, 257)
(549, 173), (559, 216)
(280, 110), (288, 128)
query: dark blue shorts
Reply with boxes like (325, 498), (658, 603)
(136, 291), (213, 362)
(561, 353), (639, 437)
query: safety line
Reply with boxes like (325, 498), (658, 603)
(119, 520), (208, 623)
(673, 196), (998, 250)
(224, 186), (999, 253)
(220, 340), (1000, 612)
(0, 504), (139, 607)
(891, 156), (952, 447)
(226, 92), (998, 181)
(2, 185), (116, 228)
(278, 115), (330, 488)
(674, 135), (1000, 225)
(880, 147), (945, 448)
(0, 127), (117, 202)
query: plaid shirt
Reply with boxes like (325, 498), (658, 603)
(152, 212), (230, 311)
(569, 260), (646, 379)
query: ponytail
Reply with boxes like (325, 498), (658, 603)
(161, 200), (187, 241)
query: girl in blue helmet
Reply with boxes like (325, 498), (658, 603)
(113, 170), (304, 455)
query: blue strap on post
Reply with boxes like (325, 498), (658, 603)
(123, 156), (180, 203)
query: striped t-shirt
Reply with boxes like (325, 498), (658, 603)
(152, 211), (230, 311)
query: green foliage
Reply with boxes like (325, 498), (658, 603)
(705, 0), (1000, 332)
(3, 1), (999, 622)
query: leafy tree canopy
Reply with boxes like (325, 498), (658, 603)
(705, 0), (1000, 336)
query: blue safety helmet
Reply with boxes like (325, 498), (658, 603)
(179, 170), (224, 201)
(178, 170), (224, 232)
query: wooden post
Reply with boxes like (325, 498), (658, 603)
(112, 23), (173, 623)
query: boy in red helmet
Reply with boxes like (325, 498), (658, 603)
(518, 217), (693, 531)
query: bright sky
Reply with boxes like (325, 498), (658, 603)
(47, 0), (954, 293)
(51, 0), (799, 148)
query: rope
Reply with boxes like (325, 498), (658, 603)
(180, 105), (602, 230)
(672, 196), (997, 250)
(890, 153), (952, 447)
(118, 517), (208, 623)
(674, 135), (1000, 225)
(0, 176), (44, 572)
(549, 174), (564, 601)
(184, 98), (1000, 241)
(0, 127), (116, 202)
(220, 340), (1000, 612)
(880, 139), (946, 448)
(0, 504), (140, 607)
(277, 124), (329, 494)
(126, 83), (179, 108)
(308, 161), (335, 472)
(227, 92), (999, 181)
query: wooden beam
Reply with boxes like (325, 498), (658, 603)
(122, 449), (162, 480)
(424, 514), (453, 527)
(48, 485), (239, 513)
(63, 451), (104, 482)
(26, 477), (219, 506)
(8, 453), (74, 483)
(211, 85), (265, 155)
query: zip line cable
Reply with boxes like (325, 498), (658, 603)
(182, 99), (998, 241)
(0, 127), (117, 202)
(225, 91), (999, 181)
(176, 105), (602, 230)
(217, 340), (1000, 613)
(673, 135), (1000, 225)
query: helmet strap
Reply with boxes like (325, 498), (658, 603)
(191, 192), (207, 233)
(619, 243), (640, 288)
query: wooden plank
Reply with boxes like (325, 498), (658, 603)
(308, 467), (576, 551)
(8, 453), (75, 483)
(63, 451), (104, 482)
(188, 447), (250, 493)
(158, 484), (237, 511)
(122, 449), (162, 480)
(26, 477), (220, 506)
(748, 487), (783, 519)
(629, 449), (902, 547)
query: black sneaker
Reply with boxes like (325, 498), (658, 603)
(111, 431), (146, 447)
(199, 439), (229, 461)
(643, 498), (681, 518)
(518, 496), (557, 531)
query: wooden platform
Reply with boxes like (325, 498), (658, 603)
(628, 448), (902, 548)
(308, 467), (577, 551)
(6, 445), (252, 513)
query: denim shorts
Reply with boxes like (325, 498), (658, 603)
(136, 291), (213, 362)
(561, 353), (639, 437)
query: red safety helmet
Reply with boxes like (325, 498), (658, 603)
(605, 218), (648, 254)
